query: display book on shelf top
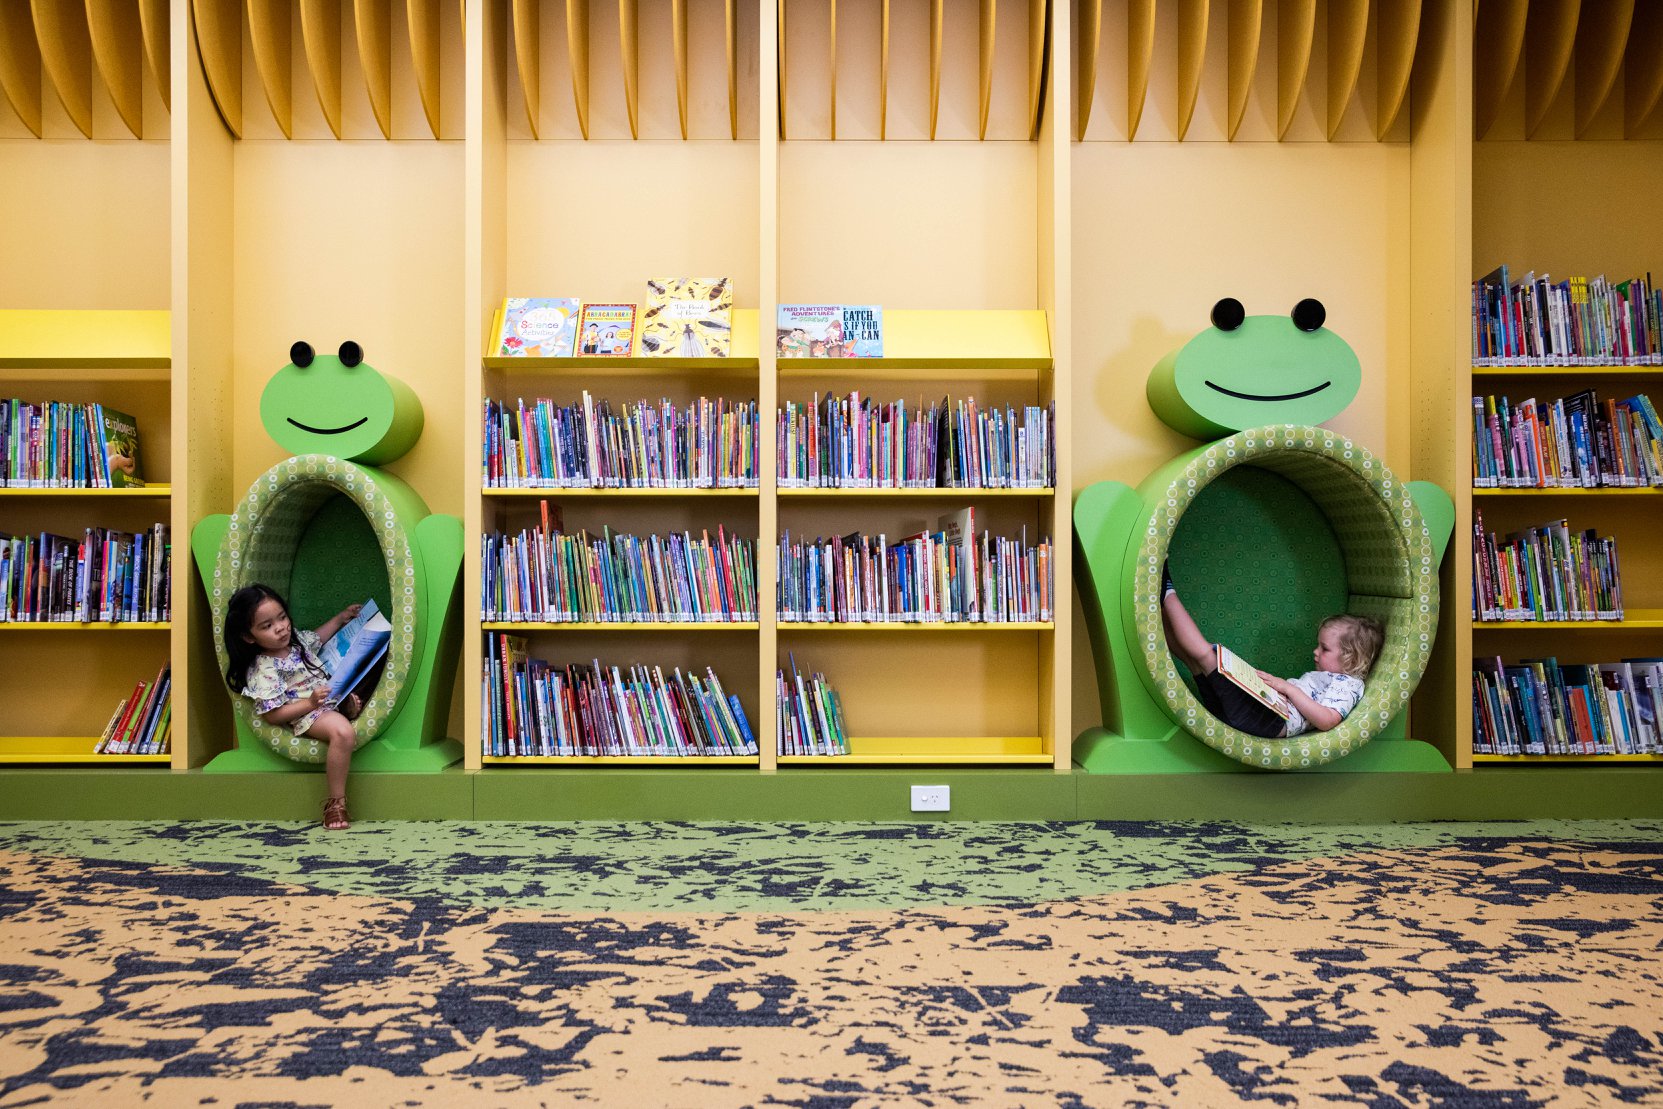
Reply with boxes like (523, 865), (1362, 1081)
(0, 310), (174, 763)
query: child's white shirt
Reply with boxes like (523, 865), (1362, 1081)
(1281, 671), (1366, 737)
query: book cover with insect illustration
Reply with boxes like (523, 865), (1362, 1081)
(640, 278), (732, 358)
(496, 297), (581, 357)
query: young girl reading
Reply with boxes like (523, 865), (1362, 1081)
(1161, 565), (1384, 739)
(223, 583), (366, 830)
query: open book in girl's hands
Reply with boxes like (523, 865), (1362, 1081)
(1214, 644), (1294, 721)
(318, 599), (392, 701)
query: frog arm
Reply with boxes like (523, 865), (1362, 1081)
(1074, 481), (1173, 742)
(190, 514), (232, 586)
(371, 512), (465, 752)
(1407, 481), (1455, 566)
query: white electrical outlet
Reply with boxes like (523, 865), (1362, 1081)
(910, 785), (950, 812)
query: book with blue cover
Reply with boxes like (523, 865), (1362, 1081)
(319, 598), (392, 701)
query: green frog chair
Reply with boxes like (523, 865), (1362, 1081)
(192, 341), (462, 772)
(1074, 299), (1455, 772)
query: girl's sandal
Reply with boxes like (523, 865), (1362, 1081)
(322, 796), (351, 831)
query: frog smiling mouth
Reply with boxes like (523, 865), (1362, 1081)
(1204, 380), (1332, 402)
(287, 416), (369, 435)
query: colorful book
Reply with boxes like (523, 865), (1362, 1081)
(98, 406), (143, 487)
(839, 305), (883, 357)
(318, 598), (393, 702)
(776, 304), (883, 357)
(577, 303), (638, 356)
(1214, 644), (1294, 721)
(640, 278), (732, 358)
(496, 297), (581, 357)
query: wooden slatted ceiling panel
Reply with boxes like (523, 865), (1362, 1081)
(86, 0), (147, 138)
(1628, 1), (1663, 136)
(1573, 0), (1632, 138)
(31, 0), (97, 138)
(1077, 0), (1426, 142)
(0, 1), (45, 136)
(248, 0), (294, 138)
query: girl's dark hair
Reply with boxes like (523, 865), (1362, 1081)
(224, 583), (326, 691)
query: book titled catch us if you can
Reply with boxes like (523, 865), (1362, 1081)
(640, 278), (732, 358)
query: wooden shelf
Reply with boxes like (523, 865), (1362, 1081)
(1473, 610), (1663, 630)
(0, 736), (169, 764)
(482, 621), (758, 631)
(780, 310), (1051, 375)
(0, 485), (171, 497)
(1473, 487), (1663, 496)
(0, 621), (169, 630)
(483, 486), (759, 498)
(779, 735), (1050, 765)
(1473, 754), (1663, 764)
(778, 621), (1054, 632)
(482, 755), (760, 765)
(1473, 365), (1663, 377)
(779, 487), (1054, 499)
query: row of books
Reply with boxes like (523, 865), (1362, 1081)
(1471, 510), (1623, 622)
(482, 635), (758, 757)
(1472, 391), (1663, 487)
(1, 399), (145, 488)
(1474, 656), (1662, 756)
(778, 656), (850, 756)
(482, 519), (758, 624)
(1472, 266), (1663, 366)
(483, 395), (759, 489)
(778, 395), (1056, 489)
(495, 279), (735, 359)
(778, 513), (1054, 624)
(96, 664), (172, 755)
(0, 524), (171, 623)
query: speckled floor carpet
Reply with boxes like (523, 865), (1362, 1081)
(1, 820), (1661, 1106)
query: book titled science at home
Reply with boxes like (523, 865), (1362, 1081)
(1214, 644), (1294, 721)
(318, 598), (393, 702)
(98, 405), (144, 487)
(496, 297), (581, 357)
(640, 278), (732, 358)
(577, 303), (637, 356)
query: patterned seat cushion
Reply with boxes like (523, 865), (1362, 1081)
(1131, 426), (1439, 768)
(208, 456), (420, 764)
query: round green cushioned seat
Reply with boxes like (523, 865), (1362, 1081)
(208, 455), (421, 764)
(1129, 426), (1439, 769)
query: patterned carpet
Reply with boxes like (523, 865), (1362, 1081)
(2, 820), (1661, 1106)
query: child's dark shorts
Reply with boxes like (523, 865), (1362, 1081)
(1192, 670), (1289, 739)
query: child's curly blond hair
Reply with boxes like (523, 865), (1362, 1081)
(1321, 614), (1385, 678)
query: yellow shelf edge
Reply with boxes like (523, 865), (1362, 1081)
(481, 621), (759, 630)
(1472, 755), (1663, 763)
(0, 309), (171, 366)
(777, 621), (1054, 631)
(1473, 616), (1663, 630)
(483, 487), (759, 497)
(485, 356), (760, 373)
(778, 754), (1055, 765)
(481, 756), (761, 765)
(778, 487), (1054, 497)
(0, 622), (171, 631)
(1472, 487), (1662, 495)
(0, 484), (172, 496)
(1473, 365), (1663, 375)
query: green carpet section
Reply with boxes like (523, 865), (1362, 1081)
(3, 818), (1661, 912)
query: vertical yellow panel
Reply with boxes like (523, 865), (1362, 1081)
(1325, 0), (1368, 140)
(87, 0), (147, 138)
(977, 0), (993, 140)
(1275, 0), (1315, 140)
(138, 0), (168, 110)
(512, 0), (538, 137)
(1522, 0), (1578, 139)
(878, 0), (888, 138)
(1375, 0), (1420, 140)
(409, 0), (442, 138)
(1025, 0), (1042, 139)
(247, 0), (294, 137)
(672, 0), (688, 138)
(1225, 0), (1261, 141)
(1472, 0), (1525, 140)
(0, 1), (45, 136)
(1076, 0), (1099, 139)
(1126, 0), (1153, 139)
(300, 0), (343, 139)
(191, 0), (243, 137)
(1175, 0), (1207, 141)
(726, 0), (736, 138)
(1625, 1), (1663, 135)
(1572, 0), (1631, 137)
(353, 0), (393, 138)
(568, 0), (590, 139)
(928, 0), (940, 138)
(32, 0), (96, 137)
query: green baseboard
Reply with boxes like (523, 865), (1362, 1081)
(1073, 728), (1452, 774)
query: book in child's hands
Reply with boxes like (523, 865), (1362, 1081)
(496, 297), (581, 357)
(318, 598), (393, 702)
(640, 278), (732, 357)
(98, 405), (143, 487)
(1214, 644), (1294, 720)
(577, 303), (637, 356)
